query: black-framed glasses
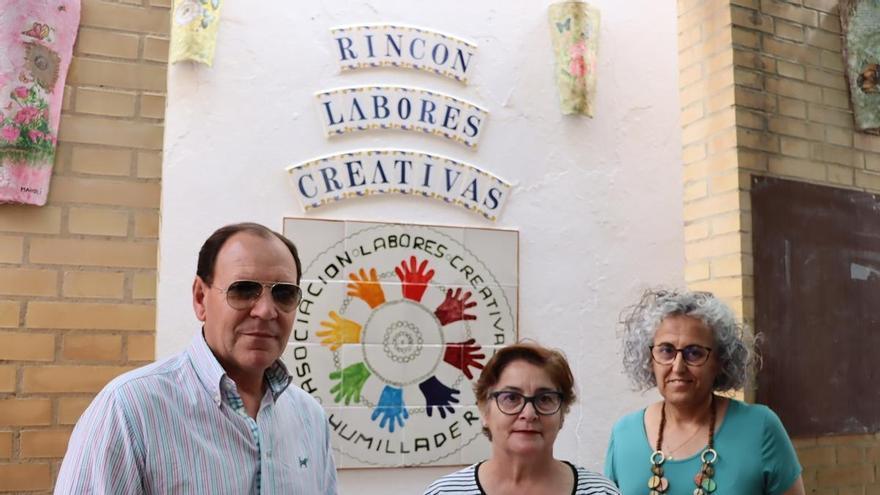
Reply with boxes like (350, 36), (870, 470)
(650, 343), (712, 366)
(490, 390), (564, 416)
(215, 280), (302, 312)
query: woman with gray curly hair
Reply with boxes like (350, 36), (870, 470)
(603, 289), (804, 495)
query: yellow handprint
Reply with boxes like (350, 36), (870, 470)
(347, 268), (386, 308)
(316, 311), (362, 351)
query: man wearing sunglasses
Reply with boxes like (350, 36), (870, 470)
(56, 223), (338, 494)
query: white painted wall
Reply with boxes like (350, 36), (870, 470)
(159, 0), (681, 492)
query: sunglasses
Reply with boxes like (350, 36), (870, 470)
(215, 280), (302, 312)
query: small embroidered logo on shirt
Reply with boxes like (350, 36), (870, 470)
(298, 456), (309, 468)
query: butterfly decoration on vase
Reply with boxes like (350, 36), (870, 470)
(22, 22), (53, 42)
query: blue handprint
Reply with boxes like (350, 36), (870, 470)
(419, 376), (460, 419)
(371, 385), (409, 433)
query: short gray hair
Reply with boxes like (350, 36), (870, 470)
(619, 288), (758, 392)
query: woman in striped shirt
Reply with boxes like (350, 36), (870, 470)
(424, 342), (619, 495)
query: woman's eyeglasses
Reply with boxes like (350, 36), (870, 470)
(649, 343), (712, 366)
(490, 390), (564, 415)
(215, 280), (302, 312)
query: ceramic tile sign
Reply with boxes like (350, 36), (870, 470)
(315, 86), (488, 148)
(548, 1), (600, 116)
(331, 24), (477, 84)
(286, 149), (511, 221)
(281, 218), (518, 468)
(840, 0), (880, 135)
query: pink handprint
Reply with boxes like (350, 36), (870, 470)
(443, 339), (486, 379)
(395, 256), (435, 302)
(434, 288), (477, 325)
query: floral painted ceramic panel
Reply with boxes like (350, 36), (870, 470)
(286, 149), (511, 221)
(0, 0), (80, 205)
(282, 218), (518, 468)
(170, 0), (223, 66)
(841, 0), (880, 134)
(548, 1), (600, 117)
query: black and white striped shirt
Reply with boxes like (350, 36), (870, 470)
(423, 461), (620, 494)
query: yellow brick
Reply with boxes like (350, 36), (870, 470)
(682, 143), (707, 164)
(730, 26), (759, 49)
(127, 333), (155, 361)
(808, 103), (852, 128)
(866, 153), (880, 172)
(681, 102), (705, 127)
(132, 272), (157, 299)
(780, 137), (811, 159)
(854, 133), (880, 153)
(20, 429), (72, 458)
(690, 276), (752, 298)
(63, 334), (123, 361)
(0, 206), (61, 234)
(0, 399), (52, 426)
(62, 84), (73, 110)
(81, 0), (171, 33)
(27, 302), (155, 330)
(804, 0), (838, 13)
(68, 57), (166, 92)
(734, 68), (763, 89)
(761, 0), (818, 25)
(735, 108), (765, 130)
(30, 238), (157, 268)
(144, 36), (170, 62)
(737, 128), (780, 153)
(731, 6), (774, 32)
(63, 271), (126, 299)
(75, 87), (137, 117)
(737, 149), (768, 172)
(805, 27), (841, 51)
(75, 27), (141, 59)
(0, 236), (23, 264)
(769, 116), (825, 140)
(711, 255), (745, 277)
(706, 49), (734, 75)
(152, 0), (172, 7)
(0, 331), (53, 361)
(48, 176), (160, 208)
(58, 114), (163, 150)
(68, 207), (129, 237)
(680, 63), (703, 88)
(140, 93), (166, 119)
(766, 77), (822, 102)
(708, 128), (739, 155)
(816, 464), (875, 487)
(70, 146), (132, 176)
(778, 97), (806, 118)
(0, 268), (56, 297)
(735, 86), (777, 112)
(683, 190), (741, 221)
(58, 397), (94, 425)
(776, 60), (805, 80)
(685, 262), (710, 282)
(763, 36), (821, 66)
(769, 157), (826, 181)
(820, 49), (844, 71)
(0, 463), (52, 491)
(811, 142), (855, 166)
(684, 232), (745, 261)
(0, 431), (11, 458)
(855, 171), (880, 191)
(22, 365), (133, 393)
(684, 222), (710, 241)
(0, 365), (15, 393)
(684, 180), (708, 201)
(134, 211), (159, 238)
(0, 301), (19, 328)
(806, 68), (847, 91)
(706, 86), (736, 114)
(822, 88), (851, 110)
(774, 19), (804, 41)
(682, 108), (737, 145)
(711, 211), (748, 235)
(710, 171), (741, 193)
(823, 125), (851, 147)
(137, 151), (162, 178)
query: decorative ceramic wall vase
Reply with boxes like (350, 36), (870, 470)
(170, 0), (223, 66)
(841, 0), (880, 134)
(548, 1), (600, 116)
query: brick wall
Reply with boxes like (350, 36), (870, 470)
(0, 0), (168, 492)
(678, 0), (880, 493)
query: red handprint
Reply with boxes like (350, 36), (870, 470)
(443, 339), (486, 379)
(434, 288), (477, 325)
(395, 256), (435, 302)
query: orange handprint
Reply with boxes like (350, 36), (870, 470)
(347, 268), (386, 308)
(316, 311), (362, 351)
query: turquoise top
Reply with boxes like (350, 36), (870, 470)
(604, 399), (801, 495)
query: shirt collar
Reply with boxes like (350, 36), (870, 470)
(186, 331), (293, 406)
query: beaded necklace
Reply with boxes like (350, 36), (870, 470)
(648, 394), (717, 495)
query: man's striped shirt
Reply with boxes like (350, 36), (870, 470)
(55, 333), (337, 494)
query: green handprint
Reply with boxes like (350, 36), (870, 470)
(329, 362), (371, 405)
